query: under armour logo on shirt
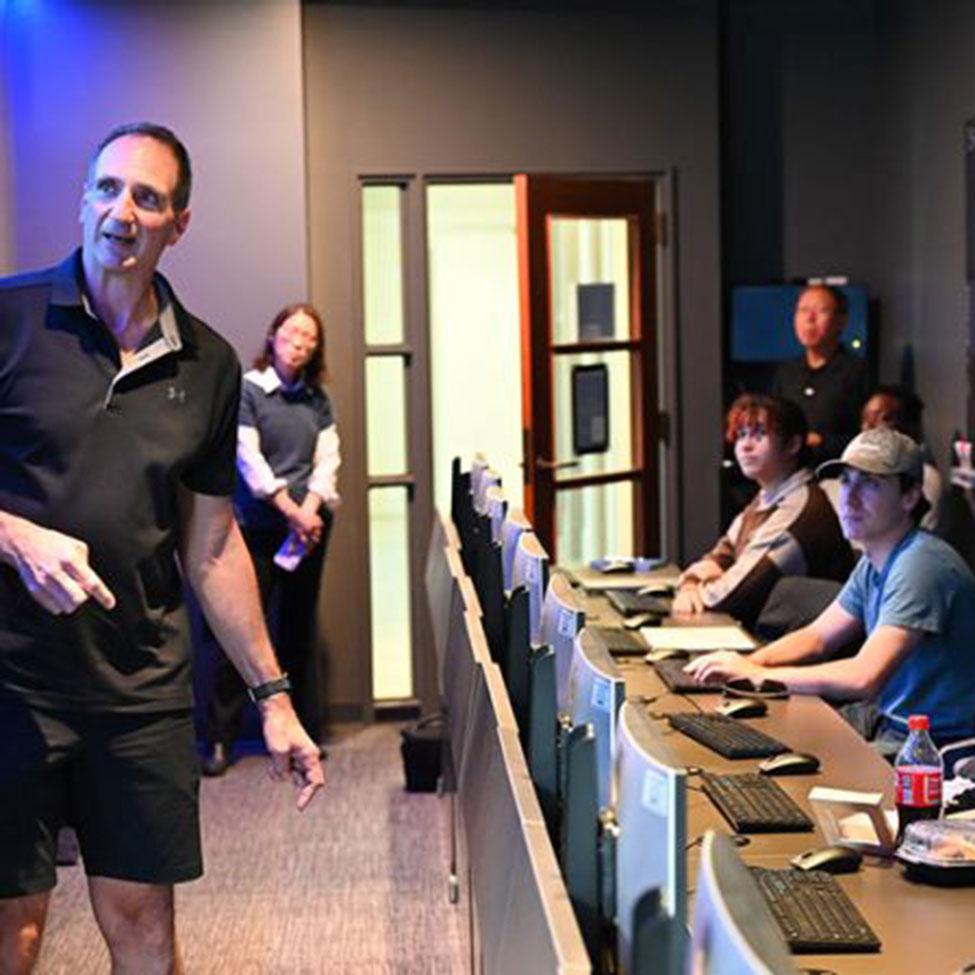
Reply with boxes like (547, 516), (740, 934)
(167, 386), (186, 404)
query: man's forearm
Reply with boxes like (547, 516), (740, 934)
(755, 658), (873, 700)
(751, 624), (827, 667)
(186, 520), (282, 687)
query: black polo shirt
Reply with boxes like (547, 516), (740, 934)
(0, 250), (240, 712)
(771, 345), (867, 463)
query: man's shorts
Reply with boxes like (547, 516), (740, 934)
(0, 696), (202, 897)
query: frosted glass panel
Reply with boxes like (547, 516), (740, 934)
(362, 186), (404, 345)
(366, 357), (407, 476)
(369, 487), (413, 700)
(556, 481), (634, 566)
(549, 218), (630, 344)
(427, 183), (522, 516)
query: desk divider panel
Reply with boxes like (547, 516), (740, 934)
(437, 520), (589, 975)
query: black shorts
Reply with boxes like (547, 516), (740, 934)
(0, 696), (202, 897)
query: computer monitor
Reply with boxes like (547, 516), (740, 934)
(560, 723), (602, 968)
(614, 700), (687, 975)
(527, 645), (559, 831)
(689, 832), (798, 975)
(485, 485), (507, 545)
(469, 451), (489, 508)
(567, 629), (625, 811)
(539, 572), (585, 712)
(505, 585), (532, 738)
(512, 532), (551, 647)
(474, 466), (502, 515)
(473, 520), (507, 665)
(500, 508), (533, 592)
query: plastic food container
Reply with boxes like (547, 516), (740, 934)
(896, 820), (975, 886)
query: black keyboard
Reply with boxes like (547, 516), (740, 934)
(667, 712), (788, 759)
(654, 658), (712, 694)
(588, 626), (647, 656)
(606, 590), (672, 617)
(701, 772), (813, 833)
(750, 867), (881, 954)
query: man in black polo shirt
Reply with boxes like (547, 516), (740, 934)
(771, 284), (867, 464)
(0, 123), (323, 973)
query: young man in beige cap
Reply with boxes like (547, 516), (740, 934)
(686, 427), (975, 756)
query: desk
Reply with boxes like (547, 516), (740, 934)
(614, 625), (975, 975)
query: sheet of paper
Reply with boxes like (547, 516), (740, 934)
(639, 626), (756, 652)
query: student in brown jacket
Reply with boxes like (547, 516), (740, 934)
(673, 394), (855, 628)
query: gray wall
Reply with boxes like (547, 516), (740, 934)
(723, 0), (881, 285)
(0, 0), (307, 356)
(872, 0), (975, 469)
(303, 2), (724, 714)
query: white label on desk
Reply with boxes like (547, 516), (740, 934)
(591, 677), (611, 712)
(641, 768), (668, 816)
(558, 608), (576, 638)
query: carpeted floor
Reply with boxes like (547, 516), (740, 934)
(34, 724), (469, 974)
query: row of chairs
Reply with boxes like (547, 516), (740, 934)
(429, 453), (801, 975)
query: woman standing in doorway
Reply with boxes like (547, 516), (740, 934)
(203, 303), (341, 776)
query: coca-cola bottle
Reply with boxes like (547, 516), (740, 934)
(894, 714), (943, 843)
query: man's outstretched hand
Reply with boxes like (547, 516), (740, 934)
(0, 513), (116, 615)
(258, 694), (325, 810)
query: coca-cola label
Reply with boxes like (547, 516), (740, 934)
(895, 766), (943, 807)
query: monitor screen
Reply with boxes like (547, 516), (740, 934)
(730, 283), (868, 363)
(500, 510), (533, 592)
(568, 629), (625, 811)
(473, 467), (501, 515)
(689, 832), (797, 975)
(540, 573), (585, 712)
(614, 701), (687, 975)
(512, 533), (550, 646)
(485, 486), (507, 544)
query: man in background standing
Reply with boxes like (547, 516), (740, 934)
(772, 284), (867, 464)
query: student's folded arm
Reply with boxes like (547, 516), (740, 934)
(697, 501), (805, 622)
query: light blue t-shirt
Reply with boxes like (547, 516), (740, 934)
(838, 529), (975, 740)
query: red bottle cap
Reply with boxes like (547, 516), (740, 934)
(907, 714), (930, 731)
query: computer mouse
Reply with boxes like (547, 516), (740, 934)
(625, 613), (661, 630)
(757, 751), (821, 776)
(791, 844), (863, 874)
(644, 647), (689, 664)
(715, 698), (768, 719)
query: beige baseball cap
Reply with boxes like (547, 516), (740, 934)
(816, 427), (924, 481)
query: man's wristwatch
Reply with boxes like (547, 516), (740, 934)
(247, 674), (292, 703)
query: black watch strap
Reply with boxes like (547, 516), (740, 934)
(247, 674), (292, 703)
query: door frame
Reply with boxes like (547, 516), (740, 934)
(347, 167), (681, 715)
